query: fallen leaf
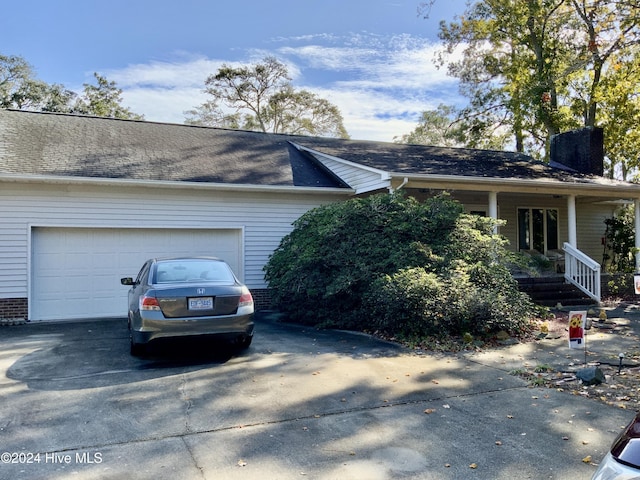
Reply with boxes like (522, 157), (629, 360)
(424, 408), (436, 414)
(469, 463), (478, 469)
(495, 441), (502, 446)
(431, 379), (439, 384)
(237, 459), (247, 467)
(582, 455), (592, 463)
(443, 404), (450, 409)
(444, 463), (451, 468)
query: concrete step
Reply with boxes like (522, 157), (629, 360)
(516, 276), (597, 308)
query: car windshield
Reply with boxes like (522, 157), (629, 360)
(153, 259), (235, 284)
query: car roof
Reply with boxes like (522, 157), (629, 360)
(151, 256), (224, 262)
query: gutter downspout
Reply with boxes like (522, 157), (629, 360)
(389, 177), (409, 193)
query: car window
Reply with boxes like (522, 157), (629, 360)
(153, 259), (235, 284)
(136, 261), (152, 285)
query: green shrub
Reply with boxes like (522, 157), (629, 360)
(264, 192), (538, 339)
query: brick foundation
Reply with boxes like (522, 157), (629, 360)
(0, 298), (28, 320)
(251, 288), (273, 311)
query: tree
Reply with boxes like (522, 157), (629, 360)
(1, 54), (142, 120)
(186, 56), (349, 138)
(0, 53), (76, 112)
(430, 0), (640, 168)
(393, 103), (510, 148)
(74, 73), (143, 120)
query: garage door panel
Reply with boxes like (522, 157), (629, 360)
(31, 228), (242, 321)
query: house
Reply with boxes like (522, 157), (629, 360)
(1, 109), (638, 321)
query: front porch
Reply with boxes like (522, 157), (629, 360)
(515, 242), (602, 306)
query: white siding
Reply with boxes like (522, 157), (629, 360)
(0, 182), (342, 300)
(312, 155), (390, 194)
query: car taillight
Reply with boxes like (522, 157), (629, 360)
(140, 296), (161, 311)
(239, 287), (253, 307)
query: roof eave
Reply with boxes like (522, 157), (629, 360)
(391, 173), (640, 199)
(0, 173), (356, 196)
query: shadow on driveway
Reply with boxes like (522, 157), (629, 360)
(3, 312), (406, 391)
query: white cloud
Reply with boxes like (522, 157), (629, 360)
(109, 33), (463, 142)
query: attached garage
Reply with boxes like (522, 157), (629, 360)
(30, 227), (243, 321)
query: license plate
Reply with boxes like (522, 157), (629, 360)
(188, 297), (213, 310)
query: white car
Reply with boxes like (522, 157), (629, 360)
(592, 412), (640, 479)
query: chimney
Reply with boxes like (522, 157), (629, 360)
(550, 127), (604, 176)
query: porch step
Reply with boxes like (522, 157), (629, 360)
(516, 276), (597, 308)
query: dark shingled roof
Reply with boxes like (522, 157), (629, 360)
(0, 109), (346, 188)
(0, 109), (607, 187)
(292, 137), (597, 182)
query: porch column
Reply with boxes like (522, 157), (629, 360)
(567, 194), (577, 247)
(488, 191), (498, 233)
(635, 199), (640, 272)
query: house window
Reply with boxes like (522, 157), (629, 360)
(517, 208), (559, 252)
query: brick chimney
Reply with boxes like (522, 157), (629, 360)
(550, 127), (604, 176)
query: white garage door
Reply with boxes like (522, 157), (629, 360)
(31, 227), (242, 321)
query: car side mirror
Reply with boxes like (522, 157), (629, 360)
(120, 277), (135, 286)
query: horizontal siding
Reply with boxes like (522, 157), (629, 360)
(315, 156), (389, 193)
(576, 203), (617, 264)
(0, 182), (342, 298)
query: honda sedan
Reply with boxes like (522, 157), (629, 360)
(121, 257), (254, 355)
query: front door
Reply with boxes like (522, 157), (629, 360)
(517, 208), (559, 253)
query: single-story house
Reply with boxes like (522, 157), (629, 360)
(1, 109), (638, 321)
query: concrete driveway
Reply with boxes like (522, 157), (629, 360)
(0, 312), (632, 479)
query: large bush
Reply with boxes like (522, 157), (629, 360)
(264, 193), (538, 339)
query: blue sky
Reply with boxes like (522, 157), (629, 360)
(2, 0), (469, 141)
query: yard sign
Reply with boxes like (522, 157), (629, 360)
(568, 311), (587, 349)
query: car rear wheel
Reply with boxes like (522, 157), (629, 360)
(128, 317), (146, 356)
(238, 335), (253, 349)
(130, 336), (146, 356)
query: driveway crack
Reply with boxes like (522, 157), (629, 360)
(179, 374), (194, 434)
(181, 436), (206, 479)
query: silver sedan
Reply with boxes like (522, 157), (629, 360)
(121, 257), (254, 355)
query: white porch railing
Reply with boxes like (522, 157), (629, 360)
(563, 242), (601, 303)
